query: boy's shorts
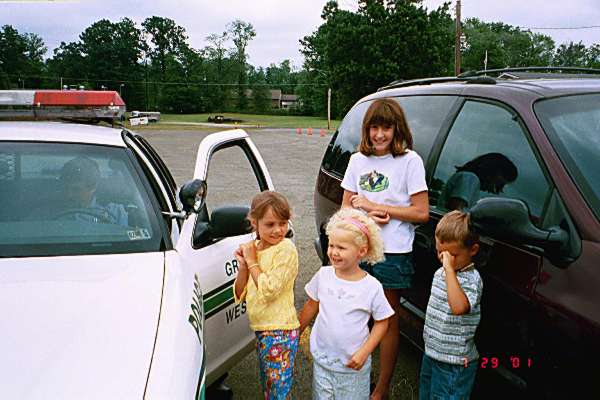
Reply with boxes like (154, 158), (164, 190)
(418, 353), (477, 400)
(312, 360), (370, 400)
(361, 252), (414, 289)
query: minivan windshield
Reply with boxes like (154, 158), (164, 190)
(535, 94), (600, 220)
(0, 142), (165, 257)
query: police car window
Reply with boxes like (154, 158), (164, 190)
(432, 100), (549, 222)
(0, 142), (164, 257)
(204, 145), (262, 215)
(322, 96), (457, 178)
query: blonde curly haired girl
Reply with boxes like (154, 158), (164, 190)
(299, 208), (394, 399)
(325, 207), (385, 265)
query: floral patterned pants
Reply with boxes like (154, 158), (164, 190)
(256, 329), (299, 399)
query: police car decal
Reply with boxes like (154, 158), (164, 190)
(127, 228), (151, 241)
(189, 273), (204, 344)
(189, 273), (206, 400)
(202, 279), (236, 319)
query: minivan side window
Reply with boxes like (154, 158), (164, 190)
(322, 96), (458, 178)
(432, 100), (550, 221)
(322, 100), (372, 177)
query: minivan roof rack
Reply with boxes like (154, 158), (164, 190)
(378, 75), (496, 91)
(459, 66), (600, 78)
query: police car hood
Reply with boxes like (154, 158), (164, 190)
(0, 252), (164, 398)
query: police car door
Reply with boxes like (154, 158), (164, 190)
(177, 129), (273, 383)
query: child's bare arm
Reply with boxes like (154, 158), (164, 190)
(442, 252), (471, 315)
(298, 298), (319, 333)
(342, 189), (356, 208)
(346, 318), (389, 370)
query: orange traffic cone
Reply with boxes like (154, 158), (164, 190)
(308, 127), (313, 136)
(296, 128), (302, 135)
(319, 128), (326, 137)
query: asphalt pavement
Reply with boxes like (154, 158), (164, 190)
(140, 127), (522, 400)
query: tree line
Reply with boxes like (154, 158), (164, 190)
(2, 0), (600, 118)
(0, 16), (299, 114)
(300, 1), (600, 117)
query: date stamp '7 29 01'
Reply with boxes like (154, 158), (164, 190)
(464, 356), (533, 369)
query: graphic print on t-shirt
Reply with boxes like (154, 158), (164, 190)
(359, 170), (389, 192)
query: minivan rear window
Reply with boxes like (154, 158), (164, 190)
(535, 94), (600, 221)
(322, 95), (457, 178)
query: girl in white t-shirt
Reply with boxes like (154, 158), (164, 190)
(340, 98), (429, 399)
(299, 208), (395, 400)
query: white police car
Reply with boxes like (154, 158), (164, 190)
(0, 121), (271, 399)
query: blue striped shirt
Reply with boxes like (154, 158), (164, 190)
(423, 265), (483, 365)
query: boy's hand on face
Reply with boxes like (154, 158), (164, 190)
(441, 250), (457, 272)
(346, 348), (369, 371)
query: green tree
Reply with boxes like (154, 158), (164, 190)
(554, 41), (588, 66)
(46, 41), (87, 88)
(142, 16), (190, 110)
(295, 69), (328, 116)
(300, 0), (454, 117)
(266, 59), (298, 93)
(248, 66), (270, 113)
(204, 31), (231, 112)
(460, 18), (555, 71)
(0, 25), (46, 89)
(76, 18), (145, 107)
(171, 44), (208, 113)
(586, 44), (600, 69)
(227, 19), (256, 111)
(142, 16), (188, 81)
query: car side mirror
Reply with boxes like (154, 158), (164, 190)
(179, 179), (207, 214)
(470, 197), (569, 253)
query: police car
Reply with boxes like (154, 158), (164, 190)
(0, 119), (271, 398)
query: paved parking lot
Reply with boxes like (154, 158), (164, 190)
(139, 127), (422, 399)
(140, 127), (519, 400)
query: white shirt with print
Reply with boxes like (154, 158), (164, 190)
(341, 150), (428, 253)
(305, 266), (395, 372)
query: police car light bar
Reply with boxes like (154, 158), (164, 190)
(0, 90), (126, 121)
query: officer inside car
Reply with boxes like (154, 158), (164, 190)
(58, 156), (128, 225)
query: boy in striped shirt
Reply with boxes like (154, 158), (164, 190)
(419, 210), (483, 400)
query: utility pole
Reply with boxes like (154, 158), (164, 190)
(454, 0), (462, 76)
(327, 88), (331, 130)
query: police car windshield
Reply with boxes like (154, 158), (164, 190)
(0, 142), (165, 257)
(535, 94), (600, 221)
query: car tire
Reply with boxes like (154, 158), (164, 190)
(206, 374), (233, 400)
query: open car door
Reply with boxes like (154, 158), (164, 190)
(176, 129), (274, 385)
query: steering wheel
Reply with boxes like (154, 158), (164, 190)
(51, 207), (114, 223)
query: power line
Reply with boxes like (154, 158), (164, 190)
(520, 25), (600, 30)
(458, 2), (600, 31)
(5, 74), (325, 87)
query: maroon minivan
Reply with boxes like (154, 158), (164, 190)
(314, 68), (600, 398)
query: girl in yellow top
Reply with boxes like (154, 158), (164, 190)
(234, 190), (300, 399)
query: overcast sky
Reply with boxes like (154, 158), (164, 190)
(1, 0), (600, 69)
